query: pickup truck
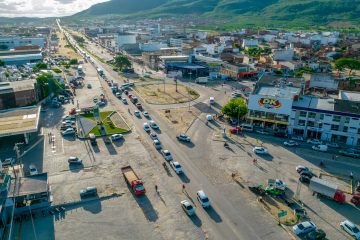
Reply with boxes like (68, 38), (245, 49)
(121, 166), (146, 196)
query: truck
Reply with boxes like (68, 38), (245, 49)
(195, 77), (208, 84)
(309, 177), (346, 203)
(121, 166), (146, 196)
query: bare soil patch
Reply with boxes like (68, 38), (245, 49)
(157, 107), (201, 133)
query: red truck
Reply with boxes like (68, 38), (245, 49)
(121, 166), (146, 196)
(309, 177), (346, 203)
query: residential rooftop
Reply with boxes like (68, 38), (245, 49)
(256, 86), (301, 99)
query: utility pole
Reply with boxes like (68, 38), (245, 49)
(174, 77), (178, 92)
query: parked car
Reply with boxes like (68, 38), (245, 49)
(143, 122), (151, 132)
(153, 139), (162, 150)
(326, 142), (339, 148)
(256, 129), (271, 135)
(62, 115), (76, 121)
(134, 110), (141, 117)
(312, 145), (328, 152)
(170, 161), (183, 174)
(87, 84), (92, 89)
(181, 200), (195, 216)
(136, 103), (143, 110)
(149, 120), (159, 129)
(68, 156), (82, 164)
(29, 164), (38, 176)
(307, 139), (322, 145)
(305, 229), (326, 240)
(150, 132), (158, 140)
(296, 165), (310, 173)
(115, 92), (121, 98)
(284, 140), (299, 147)
(293, 221), (317, 235)
(143, 111), (150, 118)
(80, 186), (97, 198)
(339, 149), (360, 158)
(161, 150), (173, 161)
(228, 118), (238, 126)
(291, 135), (305, 141)
(176, 133), (191, 142)
(62, 120), (75, 125)
(196, 190), (211, 208)
(61, 128), (75, 136)
(122, 98), (128, 104)
(253, 147), (268, 154)
(340, 220), (360, 240)
(111, 134), (123, 141)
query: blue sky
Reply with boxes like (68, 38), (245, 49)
(0, 0), (109, 17)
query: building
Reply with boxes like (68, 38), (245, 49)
(272, 48), (294, 61)
(0, 168), (11, 239)
(97, 34), (117, 49)
(169, 38), (183, 48)
(0, 48), (42, 66)
(139, 42), (168, 52)
(0, 80), (38, 110)
(247, 86), (301, 134)
(303, 73), (339, 91)
(118, 34), (137, 48)
(221, 63), (257, 79)
(0, 37), (45, 50)
(289, 91), (360, 146)
(193, 55), (223, 79)
(242, 39), (259, 49)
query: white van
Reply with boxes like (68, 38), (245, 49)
(240, 124), (253, 132)
(209, 97), (215, 105)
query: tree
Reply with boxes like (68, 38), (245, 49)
(33, 62), (48, 72)
(69, 58), (78, 65)
(335, 58), (360, 76)
(221, 98), (248, 119)
(114, 55), (132, 71)
(36, 73), (64, 99)
(0, 60), (5, 67)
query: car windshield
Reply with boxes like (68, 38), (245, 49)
(297, 224), (304, 230)
(202, 197), (209, 202)
(352, 226), (359, 233)
(175, 165), (181, 169)
(136, 184), (145, 191)
(186, 205), (193, 210)
(165, 152), (171, 156)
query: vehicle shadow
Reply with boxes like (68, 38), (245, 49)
(320, 197), (360, 225)
(258, 154), (273, 161)
(112, 140), (124, 148)
(179, 173), (190, 183)
(104, 141), (117, 155)
(179, 141), (195, 148)
(69, 163), (84, 173)
(154, 128), (162, 134)
(205, 207), (222, 223)
(131, 192), (158, 222)
(189, 214), (202, 227)
(91, 143), (100, 153)
(82, 196), (102, 214)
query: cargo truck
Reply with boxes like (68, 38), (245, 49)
(121, 166), (146, 195)
(309, 177), (346, 203)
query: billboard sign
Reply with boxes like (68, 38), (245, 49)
(248, 94), (293, 115)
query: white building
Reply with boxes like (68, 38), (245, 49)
(0, 37), (45, 49)
(117, 34), (137, 48)
(139, 42), (168, 52)
(242, 39), (259, 49)
(169, 38), (183, 48)
(272, 48), (294, 61)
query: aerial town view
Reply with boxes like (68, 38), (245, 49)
(0, 0), (359, 239)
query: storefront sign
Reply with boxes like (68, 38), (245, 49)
(258, 98), (282, 109)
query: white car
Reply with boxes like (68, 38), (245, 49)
(170, 161), (183, 174)
(68, 156), (82, 164)
(312, 144), (328, 152)
(62, 120), (75, 125)
(284, 140), (299, 147)
(161, 150), (173, 161)
(253, 147), (268, 154)
(61, 128), (75, 136)
(181, 200), (195, 216)
(292, 221), (316, 235)
(296, 165), (310, 173)
(29, 164), (38, 176)
(153, 139), (162, 150)
(149, 120), (159, 129)
(197, 190), (210, 208)
(143, 123), (151, 132)
(307, 139), (322, 145)
(111, 134), (123, 141)
(62, 115), (75, 121)
(134, 111), (141, 117)
(143, 111), (150, 118)
(340, 220), (360, 240)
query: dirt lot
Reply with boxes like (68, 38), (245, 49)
(157, 107), (201, 133)
(56, 30), (81, 59)
(134, 83), (199, 104)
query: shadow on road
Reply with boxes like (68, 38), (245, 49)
(320, 197), (360, 225)
(179, 173), (190, 183)
(112, 139), (124, 147)
(82, 196), (102, 214)
(189, 214), (202, 227)
(104, 140), (117, 155)
(206, 207), (222, 223)
(69, 163), (84, 173)
(132, 193), (158, 222)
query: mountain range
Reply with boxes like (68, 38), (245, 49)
(73, 0), (360, 29)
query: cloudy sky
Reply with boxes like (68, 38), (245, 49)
(0, 0), (109, 17)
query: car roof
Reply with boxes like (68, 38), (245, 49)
(181, 200), (191, 206)
(163, 150), (169, 153)
(197, 190), (207, 198)
(300, 221), (314, 227)
(343, 220), (355, 227)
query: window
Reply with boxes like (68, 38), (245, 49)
(298, 120), (305, 126)
(331, 124), (339, 131)
(307, 121), (314, 127)
(319, 114), (324, 120)
(299, 111), (307, 117)
(343, 126), (348, 133)
(345, 117), (350, 124)
(332, 115), (341, 122)
(308, 112), (316, 118)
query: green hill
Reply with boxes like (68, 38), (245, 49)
(73, 0), (360, 29)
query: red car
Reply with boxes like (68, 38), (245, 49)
(69, 108), (76, 115)
(136, 103), (142, 110)
(230, 127), (242, 134)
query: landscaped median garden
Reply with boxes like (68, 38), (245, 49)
(77, 110), (130, 139)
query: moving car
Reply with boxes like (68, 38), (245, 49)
(176, 133), (191, 142)
(153, 139), (162, 150)
(284, 140), (299, 147)
(143, 111), (150, 118)
(307, 139), (322, 145)
(61, 128), (75, 136)
(312, 145), (328, 152)
(80, 186), (97, 198)
(170, 161), (183, 174)
(340, 220), (360, 240)
(253, 147), (268, 154)
(161, 150), (173, 161)
(68, 156), (82, 164)
(62, 115), (76, 121)
(339, 149), (360, 158)
(296, 165), (310, 173)
(29, 164), (38, 176)
(197, 190), (211, 208)
(143, 122), (151, 132)
(293, 221), (317, 235)
(181, 200), (195, 216)
(111, 134), (123, 141)
(305, 229), (326, 240)
(134, 110), (141, 117)
(149, 120), (159, 129)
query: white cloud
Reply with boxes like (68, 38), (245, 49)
(0, 0), (109, 17)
